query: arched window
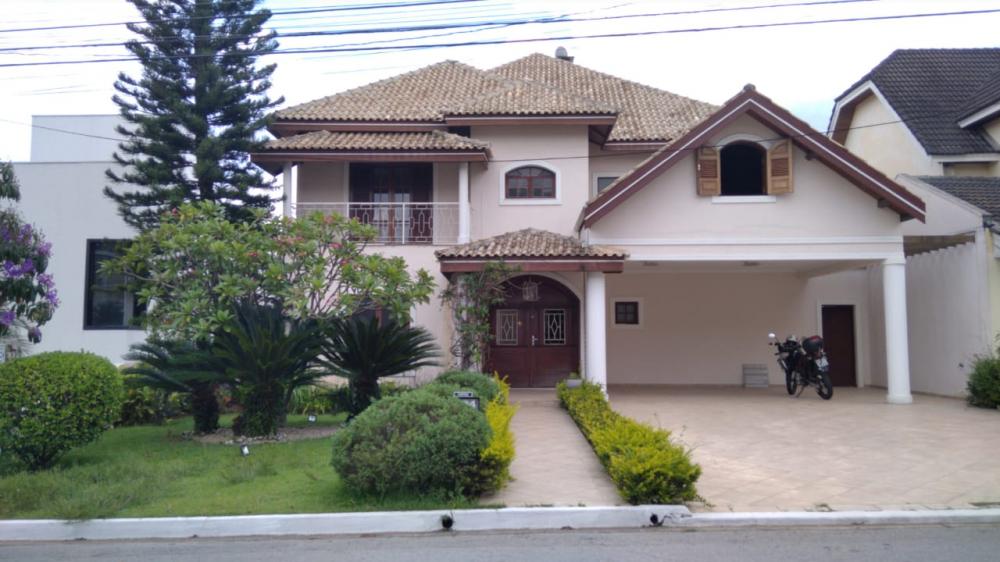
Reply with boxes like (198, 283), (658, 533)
(505, 166), (556, 199)
(720, 142), (766, 196)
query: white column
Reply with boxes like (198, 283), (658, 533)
(585, 271), (608, 389)
(882, 256), (913, 404)
(458, 162), (470, 244)
(282, 162), (296, 218)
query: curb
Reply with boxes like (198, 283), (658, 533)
(683, 508), (1000, 528)
(2, 506), (998, 542)
(0, 505), (690, 542)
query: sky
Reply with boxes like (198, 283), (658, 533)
(1, 0), (999, 162)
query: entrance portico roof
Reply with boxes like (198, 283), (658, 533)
(436, 228), (627, 273)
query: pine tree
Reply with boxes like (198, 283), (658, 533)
(106, 0), (283, 230)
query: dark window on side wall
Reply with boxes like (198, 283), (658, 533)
(505, 166), (556, 199)
(596, 175), (619, 193)
(614, 301), (639, 325)
(84, 240), (143, 329)
(720, 142), (766, 196)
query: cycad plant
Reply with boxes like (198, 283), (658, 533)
(121, 338), (223, 433)
(318, 316), (439, 416)
(208, 301), (326, 436)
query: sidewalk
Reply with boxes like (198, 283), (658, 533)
(484, 389), (621, 507)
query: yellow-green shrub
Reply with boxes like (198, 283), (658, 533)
(465, 374), (517, 495)
(557, 381), (700, 504)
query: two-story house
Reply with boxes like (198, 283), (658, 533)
(252, 51), (926, 404)
(831, 49), (1000, 397)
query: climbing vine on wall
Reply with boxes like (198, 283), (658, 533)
(440, 261), (518, 371)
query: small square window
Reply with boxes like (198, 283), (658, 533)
(596, 175), (619, 193)
(614, 301), (639, 326)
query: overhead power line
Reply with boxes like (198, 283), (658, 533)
(0, 0), (875, 53)
(0, 0), (485, 34)
(1, 6), (997, 69)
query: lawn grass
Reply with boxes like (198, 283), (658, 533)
(0, 414), (480, 520)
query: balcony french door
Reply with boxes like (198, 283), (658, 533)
(349, 163), (433, 244)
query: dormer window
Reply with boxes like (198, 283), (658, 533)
(696, 139), (794, 198)
(720, 142), (765, 196)
(505, 165), (556, 199)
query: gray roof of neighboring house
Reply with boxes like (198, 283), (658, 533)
(837, 49), (1000, 155)
(958, 69), (1000, 123)
(918, 175), (1000, 217)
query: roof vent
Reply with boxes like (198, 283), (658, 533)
(555, 46), (574, 63)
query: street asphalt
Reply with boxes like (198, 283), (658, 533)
(2, 524), (999, 561)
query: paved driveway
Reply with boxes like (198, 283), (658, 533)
(610, 386), (1000, 512)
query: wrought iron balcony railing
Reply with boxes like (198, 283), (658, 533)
(295, 202), (460, 245)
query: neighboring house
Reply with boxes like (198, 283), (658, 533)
(831, 49), (1000, 397)
(251, 50), (926, 404)
(13, 115), (144, 362)
(830, 49), (1000, 178)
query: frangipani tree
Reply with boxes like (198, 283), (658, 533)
(0, 162), (58, 351)
(106, 201), (435, 341)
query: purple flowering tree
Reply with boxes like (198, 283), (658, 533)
(0, 162), (58, 348)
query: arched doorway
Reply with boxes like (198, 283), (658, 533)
(486, 275), (580, 387)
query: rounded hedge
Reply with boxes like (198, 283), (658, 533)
(0, 351), (123, 470)
(331, 389), (491, 496)
(430, 371), (501, 405)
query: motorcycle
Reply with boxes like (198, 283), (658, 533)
(768, 333), (833, 400)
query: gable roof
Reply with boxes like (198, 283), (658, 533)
(833, 49), (1000, 155)
(581, 85), (926, 228)
(271, 53), (717, 144)
(958, 69), (1000, 126)
(917, 176), (1000, 217)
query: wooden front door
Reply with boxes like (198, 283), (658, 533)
(487, 276), (580, 388)
(822, 305), (857, 387)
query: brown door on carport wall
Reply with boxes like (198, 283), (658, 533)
(821, 305), (857, 387)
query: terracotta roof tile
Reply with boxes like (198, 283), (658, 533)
(275, 60), (507, 122)
(436, 228), (626, 260)
(273, 53), (717, 143)
(490, 53), (718, 142)
(261, 130), (489, 152)
(446, 78), (617, 116)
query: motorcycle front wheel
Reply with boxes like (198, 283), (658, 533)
(817, 373), (833, 400)
(785, 371), (798, 395)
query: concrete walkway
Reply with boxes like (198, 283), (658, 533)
(484, 389), (621, 507)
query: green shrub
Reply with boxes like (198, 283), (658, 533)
(118, 386), (165, 426)
(464, 375), (516, 495)
(288, 385), (335, 416)
(430, 371), (501, 405)
(0, 352), (123, 470)
(331, 389), (490, 497)
(967, 354), (1000, 409)
(557, 381), (700, 504)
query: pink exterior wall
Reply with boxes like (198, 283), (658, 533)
(468, 125), (590, 238)
(605, 269), (871, 385)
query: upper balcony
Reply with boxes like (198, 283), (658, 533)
(295, 201), (460, 245)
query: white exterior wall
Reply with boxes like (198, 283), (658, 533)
(13, 160), (145, 363)
(590, 114), (905, 257)
(30, 115), (123, 163)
